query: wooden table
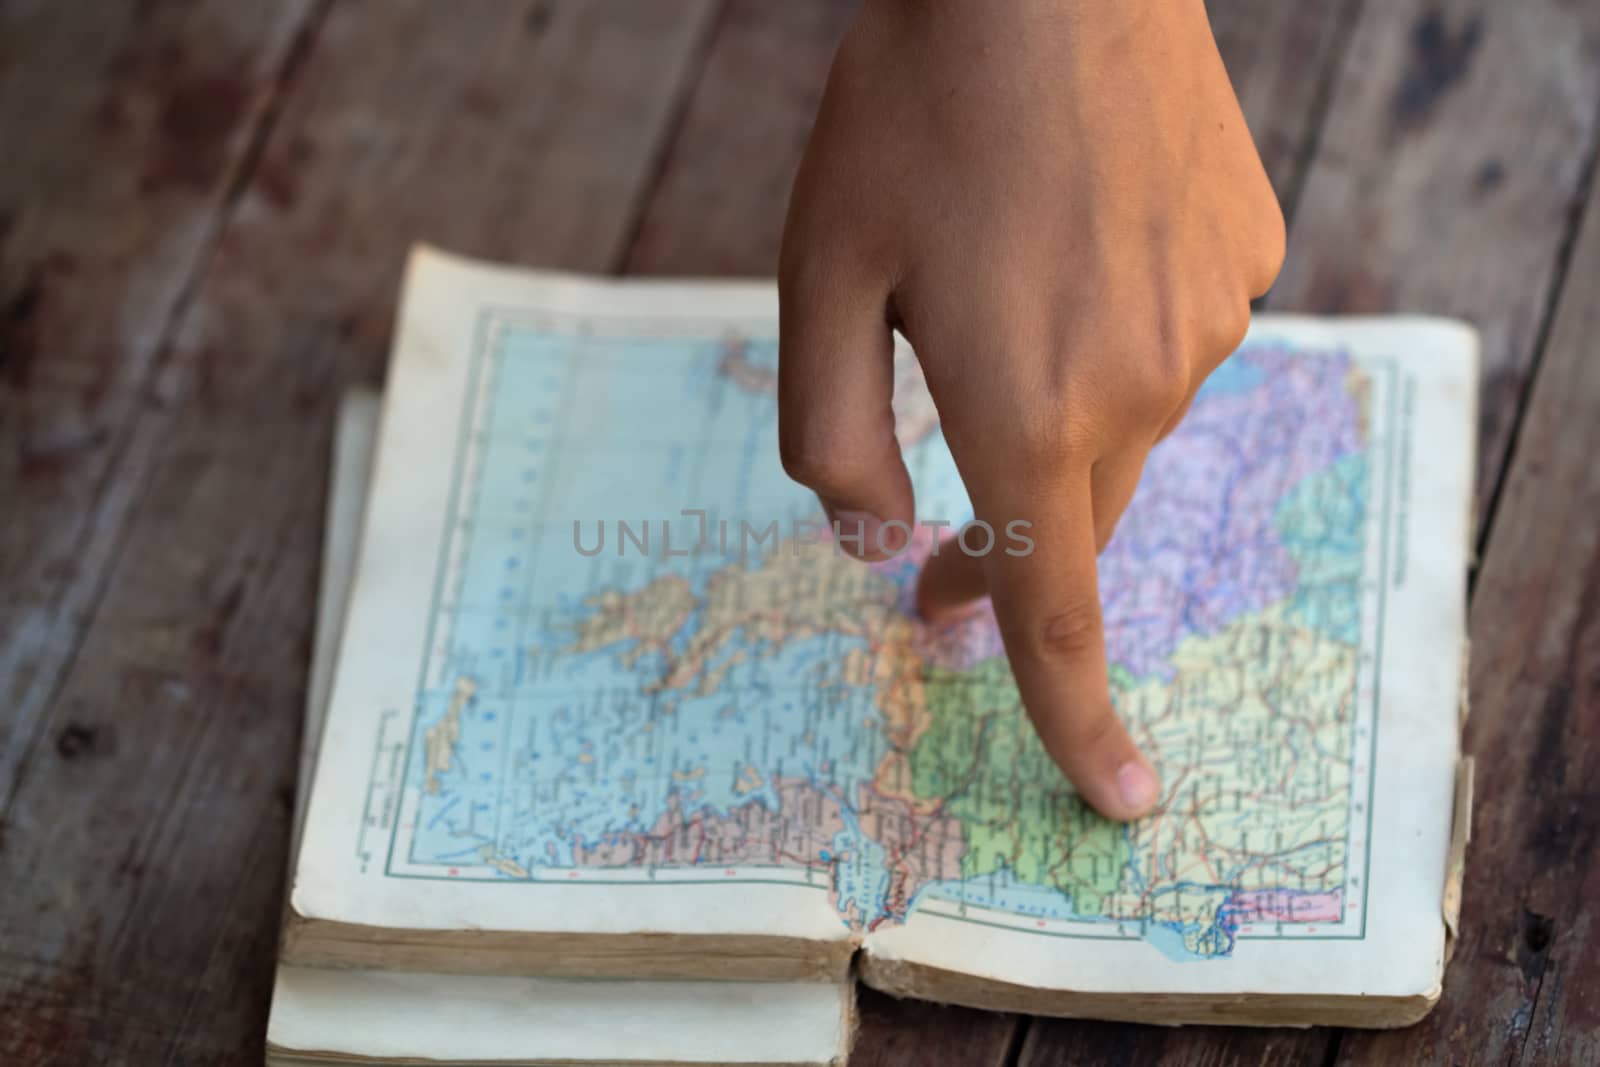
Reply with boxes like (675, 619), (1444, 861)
(2, 2), (1596, 1063)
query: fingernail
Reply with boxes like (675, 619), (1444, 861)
(834, 509), (905, 557)
(1116, 761), (1159, 813)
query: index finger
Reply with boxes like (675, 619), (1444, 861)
(979, 476), (1160, 820)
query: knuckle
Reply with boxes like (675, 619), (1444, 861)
(1011, 412), (1070, 465)
(778, 426), (826, 486)
(778, 424), (861, 491)
(1037, 600), (1103, 660)
(1134, 345), (1192, 416)
(997, 389), (1081, 468)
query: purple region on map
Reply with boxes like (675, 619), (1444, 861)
(1097, 343), (1363, 679)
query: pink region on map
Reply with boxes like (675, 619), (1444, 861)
(1227, 888), (1345, 924)
(854, 782), (968, 921)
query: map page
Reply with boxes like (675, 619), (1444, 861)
(294, 248), (1475, 999)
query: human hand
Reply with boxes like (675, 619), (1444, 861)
(776, 0), (1285, 819)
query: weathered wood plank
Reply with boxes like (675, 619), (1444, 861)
(1337, 136), (1600, 1067)
(626, 0), (858, 276)
(1266, 0), (1600, 525)
(0, 0), (319, 809)
(0, 1), (720, 1061)
(1208, 0), (1362, 206)
(853, 988), (1021, 1067)
(1021, 1021), (1332, 1067)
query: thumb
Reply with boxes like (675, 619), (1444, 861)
(777, 259), (915, 560)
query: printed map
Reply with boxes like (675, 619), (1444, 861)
(387, 311), (1390, 962)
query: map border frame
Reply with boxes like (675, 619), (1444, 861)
(376, 305), (1398, 951)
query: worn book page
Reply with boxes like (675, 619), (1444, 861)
(269, 968), (852, 1067)
(267, 391), (853, 1066)
(292, 248), (1473, 1007)
(860, 317), (1476, 1020)
(290, 250), (857, 971)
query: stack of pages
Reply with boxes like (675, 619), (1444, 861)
(268, 248), (1478, 1064)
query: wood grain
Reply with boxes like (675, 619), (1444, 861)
(0, 0), (318, 810)
(1266, 0), (1600, 525)
(853, 987), (1021, 1067)
(0, 1), (1592, 1063)
(626, 0), (860, 276)
(0, 1), (719, 1061)
(1337, 128), (1600, 1067)
(1021, 1021), (1333, 1067)
(1208, 0), (1363, 205)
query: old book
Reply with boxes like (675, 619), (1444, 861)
(284, 247), (1476, 1027)
(266, 392), (854, 1066)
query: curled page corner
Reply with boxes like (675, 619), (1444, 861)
(1442, 757), (1475, 961)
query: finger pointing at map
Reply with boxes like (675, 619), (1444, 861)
(777, 0), (1285, 817)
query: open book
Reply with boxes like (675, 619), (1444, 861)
(267, 392), (855, 1066)
(284, 247), (1476, 1027)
